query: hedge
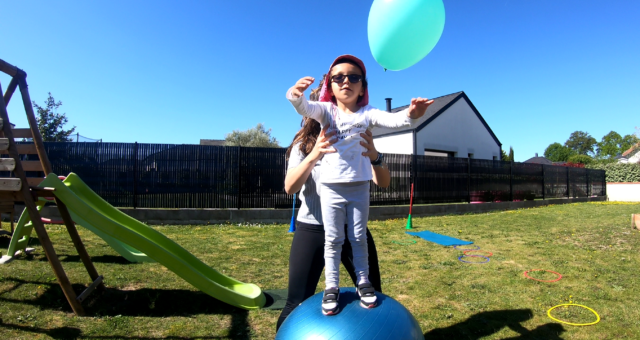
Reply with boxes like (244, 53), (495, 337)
(587, 162), (640, 183)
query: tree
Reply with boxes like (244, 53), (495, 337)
(544, 142), (574, 162)
(508, 146), (514, 162)
(595, 131), (623, 159)
(595, 131), (640, 159)
(620, 133), (640, 153)
(500, 148), (508, 161)
(224, 123), (280, 148)
(564, 131), (597, 156)
(568, 154), (593, 165)
(32, 93), (76, 142)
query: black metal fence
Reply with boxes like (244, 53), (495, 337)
(41, 142), (606, 209)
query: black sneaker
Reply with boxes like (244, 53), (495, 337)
(321, 287), (340, 315)
(357, 283), (377, 308)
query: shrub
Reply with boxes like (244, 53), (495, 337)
(563, 162), (585, 168)
(587, 162), (640, 182)
(568, 154), (593, 165)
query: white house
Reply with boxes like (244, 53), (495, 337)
(371, 91), (502, 160)
(618, 142), (640, 164)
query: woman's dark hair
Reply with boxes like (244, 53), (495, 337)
(285, 76), (324, 160)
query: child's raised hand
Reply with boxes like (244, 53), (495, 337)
(407, 97), (434, 119)
(289, 77), (315, 98)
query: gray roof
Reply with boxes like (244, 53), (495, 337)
(370, 91), (501, 148)
(370, 91), (462, 136)
(523, 156), (553, 165)
(200, 139), (226, 146)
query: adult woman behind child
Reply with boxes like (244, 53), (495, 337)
(276, 79), (390, 330)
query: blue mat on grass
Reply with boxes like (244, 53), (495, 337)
(406, 230), (473, 246)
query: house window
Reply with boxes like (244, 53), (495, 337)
(492, 156), (498, 160)
(468, 153), (474, 159)
(424, 149), (454, 157)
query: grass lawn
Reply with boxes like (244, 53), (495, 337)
(1, 201), (639, 339)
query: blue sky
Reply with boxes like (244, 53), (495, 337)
(2, 0), (638, 161)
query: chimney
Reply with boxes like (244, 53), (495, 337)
(385, 98), (392, 112)
(535, 153), (538, 157)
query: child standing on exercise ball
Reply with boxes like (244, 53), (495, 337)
(287, 55), (433, 315)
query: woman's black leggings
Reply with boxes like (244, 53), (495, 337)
(276, 220), (382, 331)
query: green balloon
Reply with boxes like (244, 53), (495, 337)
(368, 0), (445, 71)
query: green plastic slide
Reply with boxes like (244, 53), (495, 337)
(2, 194), (152, 264)
(26, 173), (265, 310)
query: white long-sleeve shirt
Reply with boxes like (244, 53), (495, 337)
(288, 94), (415, 183)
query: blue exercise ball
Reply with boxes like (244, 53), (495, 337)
(275, 287), (424, 340)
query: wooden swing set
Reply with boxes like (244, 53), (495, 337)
(0, 58), (104, 316)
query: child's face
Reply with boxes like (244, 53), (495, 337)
(329, 63), (364, 106)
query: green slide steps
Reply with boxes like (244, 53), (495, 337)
(36, 173), (265, 310)
(1, 183), (151, 264)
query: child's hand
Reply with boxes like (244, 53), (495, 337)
(289, 77), (315, 98)
(407, 97), (434, 119)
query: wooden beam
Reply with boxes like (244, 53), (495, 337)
(17, 76), (53, 174)
(0, 178), (21, 191)
(0, 158), (15, 171)
(0, 190), (24, 202)
(0, 138), (8, 151)
(1, 70), (86, 315)
(21, 160), (43, 172)
(0, 144), (38, 155)
(26, 177), (44, 186)
(11, 128), (32, 139)
(3, 77), (19, 107)
(0, 59), (19, 77)
(30, 186), (56, 199)
(76, 275), (104, 303)
(55, 198), (106, 294)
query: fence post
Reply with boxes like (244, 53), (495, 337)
(586, 169), (590, 197)
(566, 166), (570, 198)
(411, 154), (417, 204)
(237, 146), (242, 209)
(509, 161), (513, 201)
(133, 142), (138, 209)
(541, 164), (545, 200)
(467, 158), (471, 203)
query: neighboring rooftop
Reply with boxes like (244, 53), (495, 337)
(200, 139), (225, 146)
(370, 91), (501, 148)
(371, 91), (462, 136)
(621, 141), (640, 157)
(523, 154), (553, 165)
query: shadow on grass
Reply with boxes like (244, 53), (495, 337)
(0, 320), (237, 340)
(0, 277), (255, 339)
(424, 309), (566, 340)
(38, 254), (137, 264)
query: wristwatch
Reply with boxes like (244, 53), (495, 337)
(371, 152), (384, 166)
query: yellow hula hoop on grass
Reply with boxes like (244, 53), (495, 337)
(547, 304), (600, 326)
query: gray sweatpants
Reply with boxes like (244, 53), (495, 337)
(320, 181), (370, 288)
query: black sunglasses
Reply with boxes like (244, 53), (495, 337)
(331, 74), (363, 84)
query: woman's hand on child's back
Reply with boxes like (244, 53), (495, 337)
(407, 97), (435, 119)
(290, 77), (315, 98)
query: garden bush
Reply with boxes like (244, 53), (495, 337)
(587, 162), (640, 182)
